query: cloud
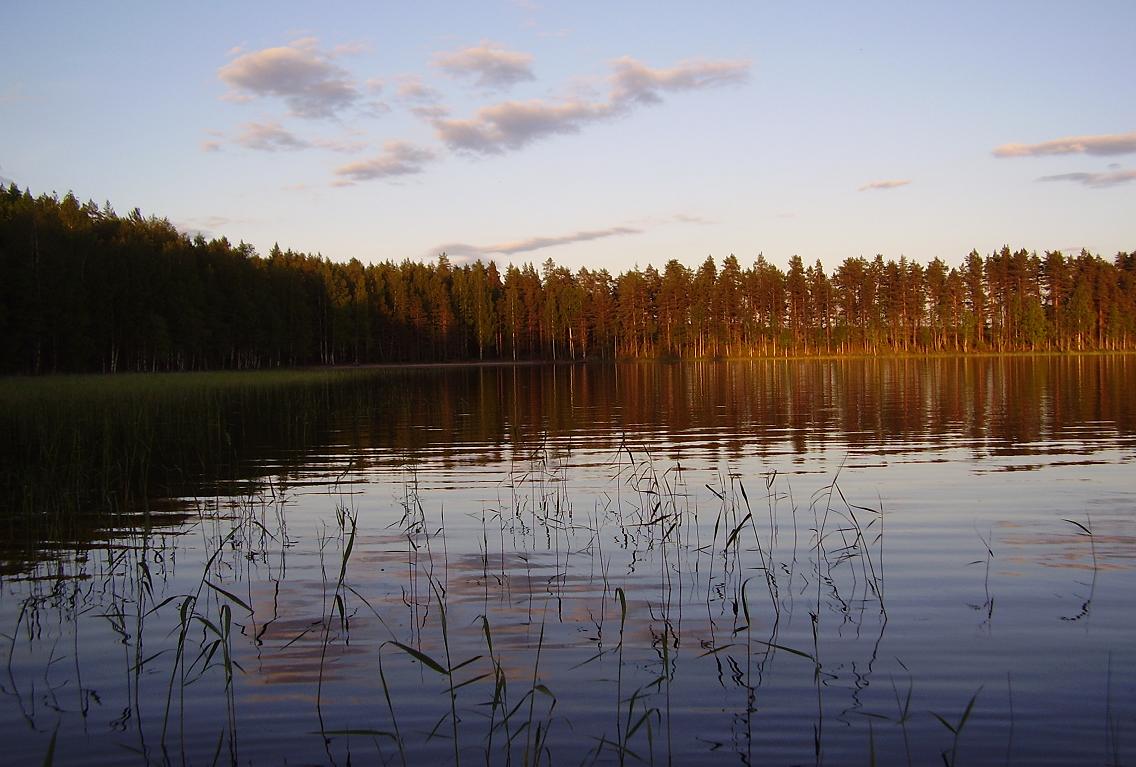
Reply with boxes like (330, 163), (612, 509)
(411, 104), (450, 121)
(858, 179), (911, 192)
(1037, 169), (1136, 188)
(361, 100), (392, 118)
(631, 212), (714, 227)
(670, 213), (713, 225)
(332, 140), (436, 184)
(993, 131), (1136, 158)
(609, 56), (749, 105)
(434, 98), (612, 153)
(490, 226), (642, 254)
(175, 214), (249, 239)
(437, 225), (642, 259)
(218, 40), (360, 118)
(332, 41), (369, 57)
(434, 41), (535, 89)
(395, 75), (442, 104)
(207, 123), (367, 153)
(234, 121), (310, 151)
(311, 136), (368, 154)
(433, 56), (750, 154)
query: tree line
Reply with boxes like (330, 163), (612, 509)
(2, 185), (1134, 374)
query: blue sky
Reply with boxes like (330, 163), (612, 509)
(2, 1), (1134, 273)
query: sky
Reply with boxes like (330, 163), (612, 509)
(2, 1), (1134, 274)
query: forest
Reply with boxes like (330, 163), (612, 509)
(2, 184), (1134, 374)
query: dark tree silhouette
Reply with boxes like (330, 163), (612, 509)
(1, 184), (1132, 374)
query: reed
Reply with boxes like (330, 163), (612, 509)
(316, 502), (358, 729)
(932, 687), (982, 767)
(2, 410), (1128, 766)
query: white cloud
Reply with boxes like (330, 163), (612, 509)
(395, 75), (442, 104)
(858, 179), (911, 192)
(669, 213), (713, 225)
(434, 98), (612, 154)
(311, 136), (368, 154)
(434, 41), (535, 89)
(175, 214), (248, 239)
(1037, 169), (1136, 188)
(630, 212), (714, 227)
(234, 121), (309, 151)
(411, 104), (450, 121)
(218, 40), (360, 118)
(993, 131), (1136, 158)
(609, 56), (749, 105)
(436, 225), (642, 259)
(206, 122), (367, 154)
(361, 100), (392, 118)
(433, 56), (750, 154)
(333, 140), (436, 183)
(332, 41), (369, 57)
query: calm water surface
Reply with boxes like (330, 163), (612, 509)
(2, 357), (1134, 765)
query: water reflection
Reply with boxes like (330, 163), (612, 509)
(331, 356), (1136, 468)
(0, 357), (1133, 765)
(5, 357), (1133, 517)
(4, 356), (1135, 572)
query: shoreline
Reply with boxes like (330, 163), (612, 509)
(2, 348), (1135, 382)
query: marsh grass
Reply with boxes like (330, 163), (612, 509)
(1, 412), (1131, 765)
(932, 687), (982, 767)
(0, 472), (292, 765)
(348, 439), (901, 765)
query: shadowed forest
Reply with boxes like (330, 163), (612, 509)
(2, 185), (1134, 374)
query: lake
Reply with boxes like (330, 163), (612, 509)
(1, 356), (1134, 765)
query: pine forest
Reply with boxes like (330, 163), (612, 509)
(2, 186), (1134, 374)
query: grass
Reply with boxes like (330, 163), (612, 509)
(932, 687), (982, 767)
(1, 367), (1131, 764)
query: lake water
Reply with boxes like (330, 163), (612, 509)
(2, 357), (1134, 765)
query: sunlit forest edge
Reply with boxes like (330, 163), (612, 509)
(2, 186), (1134, 374)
